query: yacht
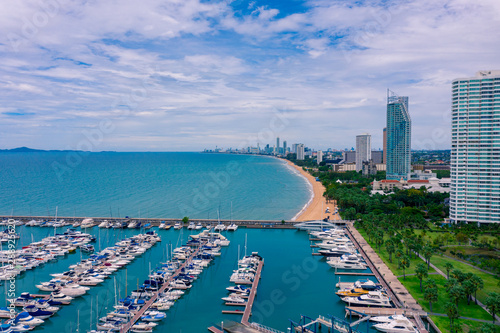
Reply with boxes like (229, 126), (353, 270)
(226, 223), (238, 231)
(59, 283), (90, 297)
(318, 245), (356, 257)
(371, 315), (412, 323)
(214, 224), (226, 231)
(341, 291), (392, 307)
(98, 220), (110, 228)
(128, 221), (138, 229)
(355, 279), (380, 291)
(221, 295), (246, 303)
(335, 288), (371, 297)
(80, 218), (94, 228)
(294, 220), (340, 231)
(195, 223), (203, 230)
(226, 285), (250, 294)
(327, 255), (367, 270)
(316, 238), (352, 249)
(14, 312), (45, 326)
(141, 311), (166, 322)
(158, 222), (167, 229)
(187, 222), (196, 230)
(373, 320), (418, 333)
(173, 222), (182, 230)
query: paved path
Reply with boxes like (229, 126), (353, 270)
(440, 254), (497, 276)
(429, 312), (499, 325)
(396, 272), (441, 278)
(418, 254), (500, 323)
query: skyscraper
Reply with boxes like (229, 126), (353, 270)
(283, 141), (287, 155)
(297, 144), (305, 160)
(276, 137), (280, 154)
(383, 127), (387, 163)
(450, 70), (500, 225)
(356, 134), (371, 172)
(386, 91), (411, 180)
(317, 150), (323, 164)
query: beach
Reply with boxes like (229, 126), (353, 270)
(285, 160), (339, 222)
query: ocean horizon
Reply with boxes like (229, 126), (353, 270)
(0, 152), (311, 221)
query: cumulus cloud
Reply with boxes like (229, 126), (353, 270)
(0, 0), (499, 151)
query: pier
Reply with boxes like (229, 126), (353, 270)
(119, 246), (202, 333)
(241, 259), (264, 325)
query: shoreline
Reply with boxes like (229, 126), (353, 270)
(281, 159), (339, 222)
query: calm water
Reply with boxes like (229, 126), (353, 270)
(2, 226), (377, 333)
(0, 152), (310, 220)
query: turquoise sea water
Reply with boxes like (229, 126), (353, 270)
(2, 226), (378, 333)
(0, 152), (310, 220)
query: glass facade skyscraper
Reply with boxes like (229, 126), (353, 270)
(450, 70), (500, 225)
(386, 91), (411, 180)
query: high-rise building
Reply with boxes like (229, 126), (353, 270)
(276, 137), (280, 154)
(292, 143), (299, 154)
(283, 141), (287, 155)
(297, 144), (305, 160)
(317, 150), (323, 164)
(383, 127), (387, 163)
(386, 91), (411, 180)
(356, 134), (371, 172)
(450, 70), (500, 225)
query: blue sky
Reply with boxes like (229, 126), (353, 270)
(1, 0), (499, 151)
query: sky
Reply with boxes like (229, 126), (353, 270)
(0, 0), (499, 152)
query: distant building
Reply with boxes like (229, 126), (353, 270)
(372, 178), (450, 194)
(292, 143), (299, 154)
(296, 144), (305, 160)
(283, 141), (287, 155)
(383, 127), (387, 163)
(371, 151), (383, 164)
(356, 134), (371, 172)
(450, 70), (500, 224)
(276, 137), (280, 153)
(342, 151), (356, 163)
(317, 150), (323, 164)
(362, 160), (377, 176)
(386, 91), (411, 180)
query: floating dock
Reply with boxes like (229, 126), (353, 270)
(241, 259), (263, 325)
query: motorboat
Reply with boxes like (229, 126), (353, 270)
(318, 245), (356, 257)
(373, 319), (418, 333)
(226, 285), (250, 294)
(98, 220), (110, 228)
(22, 305), (54, 319)
(158, 222), (167, 229)
(371, 315), (412, 323)
(195, 223), (203, 230)
(355, 279), (380, 291)
(327, 255), (367, 270)
(316, 238), (352, 249)
(221, 295), (246, 303)
(173, 222), (182, 230)
(128, 221), (138, 229)
(80, 218), (94, 228)
(49, 292), (73, 303)
(14, 312), (44, 326)
(341, 291), (392, 307)
(141, 310), (166, 322)
(335, 288), (371, 297)
(187, 222), (196, 230)
(294, 220), (340, 231)
(7, 322), (34, 332)
(59, 283), (90, 297)
(214, 224), (226, 231)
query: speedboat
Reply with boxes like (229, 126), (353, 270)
(214, 224), (226, 231)
(141, 310), (166, 322)
(49, 292), (73, 303)
(355, 279), (380, 291)
(221, 295), (246, 303)
(294, 220), (340, 231)
(226, 285), (250, 294)
(336, 288), (372, 297)
(14, 312), (44, 326)
(173, 222), (182, 230)
(158, 222), (166, 229)
(373, 319), (418, 333)
(187, 222), (196, 230)
(23, 305), (54, 319)
(195, 223), (203, 230)
(318, 245), (356, 257)
(59, 283), (89, 297)
(98, 220), (110, 228)
(341, 291), (392, 307)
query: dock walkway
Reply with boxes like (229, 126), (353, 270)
(241, 260), (264, 325)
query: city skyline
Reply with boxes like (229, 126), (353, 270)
(1, 1), (499, 151)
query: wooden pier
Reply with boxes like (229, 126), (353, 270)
(119, 247), (201, 333)
(241, 259), (264, 326)
(334, 272), (375, 276)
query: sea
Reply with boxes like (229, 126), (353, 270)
(0, 152), (379, 333)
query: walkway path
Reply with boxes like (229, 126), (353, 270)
(440, 254), (497, 276)
(430, 312), (500, 325)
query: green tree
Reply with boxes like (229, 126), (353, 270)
(445, 278), (459, 293)
(423, 281), (438, 312)
(462, 279), (475, 305)
(398, 255), (411, 280)
(422, 245), (433, 269)
(385, 238), (396, 263)
(471, 275), (484, 305)
(479, 323), (496, 333)
(451, 269), (465, 283)
(415, 263), (428, 292)
(374, 232), (384, 254)
(448, 284), (466, 306)
(484, 292), (500, 323)
(182, 216), (189, 224)
(444, 262), (454, 279)
(445, 302), (460, 331)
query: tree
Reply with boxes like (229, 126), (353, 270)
(445, 278), (459, 293)
(424, 282), (438, 312)
(479, 323), (496, 333)
(448, 284), (466, 306)
(375, 232), (384, 254)
(398, 255), (411, 280)
(484, 292), (500, 323)
(462, 279), (475, 305)
(445, 302), (460, 331)
(450, 269), (465, 283)
(422, 245), (433, 269)
(182, 216), (189, 224)
(415, 263), (428, 292)
(471, 275), (484, 305)
(385, 238), (396, 263)
(444, 262), (454, 279)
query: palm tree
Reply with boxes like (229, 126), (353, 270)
(424, 283), (438, 312)
(471, 275), (484, 305)
(445, 302), (459, 331)
(463, 279), (475, 305)
(484, 292), (500, 323)
(398, 255), (411, 280)
(415, 263), (428, 292)
(422, 245), (433, 269)
(448, 284), (466, 306)
(444, 262), (453, 279)
(385, 238), (396, 263)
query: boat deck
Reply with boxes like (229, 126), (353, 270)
(241, 259), (264, 325)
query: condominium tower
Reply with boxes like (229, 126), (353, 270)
(356, 134), (371, 172)
(386, 91), (411, 180)
(450, 70), (500, 224)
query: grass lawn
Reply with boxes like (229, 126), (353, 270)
(431, 255), (500, 303)
(358, 228), (435, 276)
(399, 275), (491, 321)
(430, 315), (500, 333)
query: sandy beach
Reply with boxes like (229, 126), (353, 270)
(284, 160), (339, 222)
